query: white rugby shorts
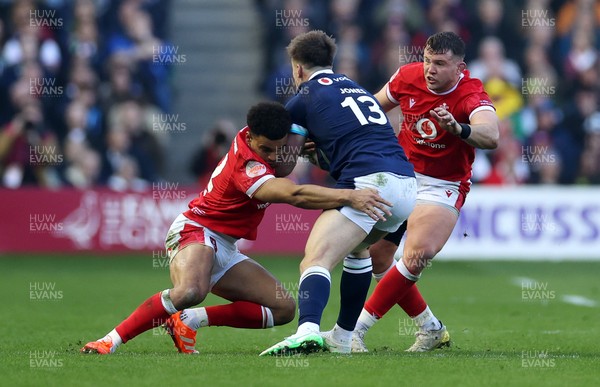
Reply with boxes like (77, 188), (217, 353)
(340, 172), (417, 234)
(414, 172), (470, 216)
(165, 214), (248, 290)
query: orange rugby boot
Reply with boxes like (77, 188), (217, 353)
(80, 337), (115, 354)
(164, 311), (199, 354)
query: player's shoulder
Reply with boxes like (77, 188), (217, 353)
(389, 62), (423, 89)
(307, 72), (357, 93)
(232, 128), (256, 164)
(234, 128), (274, 174)
(455, 73), (495, 111)
(398, 62), (423, 79)
(460, 70), (486, 93)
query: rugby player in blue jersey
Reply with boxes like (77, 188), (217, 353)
(261, 30), (417, 356)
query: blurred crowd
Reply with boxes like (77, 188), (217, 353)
(1, 0), (599, 190)
(0, 0), (171, 190)
(258, 0), (600, 185)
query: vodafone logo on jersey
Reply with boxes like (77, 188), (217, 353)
(318, 77), (332, 85)
(246, 161), (267, 177)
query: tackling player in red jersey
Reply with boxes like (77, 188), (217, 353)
(353, 31), (499, 352)
(81, 102), (392, 354)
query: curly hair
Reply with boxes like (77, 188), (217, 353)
(246, 101), (291, 140)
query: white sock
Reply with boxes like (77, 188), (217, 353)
(396, 259), (421, 282)
(100, 329), (122, 353)
(160, 289), (178, 314)
(412, 306), (442, 331)
(180, 307), (209, 330)
(263, 306), (274, 328)
(372, 259), (397, 282)
(331, 324), (352, 344)
(355, 308), (378, 332)
(297, 322), (320, 335)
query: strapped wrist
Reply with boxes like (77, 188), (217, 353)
(459, 123), (471, 139)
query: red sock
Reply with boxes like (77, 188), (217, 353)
(397, 284), (427, 317)
(115, 292), (171, 343)
(205, 301), (271, 329)
(364, 266), (415, 318)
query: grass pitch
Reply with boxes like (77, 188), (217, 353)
(1, 255), (599, 387)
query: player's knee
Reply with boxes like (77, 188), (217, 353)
(300, 256), (319, 272)
(300, 252), (337, 272)
(403, 243), (438, 273)
(172, 284), (208, 309)
(273, 297), (296, 325)
(370, 241), (397, 273)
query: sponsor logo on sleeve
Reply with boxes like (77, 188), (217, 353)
(246, 161), (267, 177)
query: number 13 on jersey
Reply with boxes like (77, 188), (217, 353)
(340, 96), (388, 126)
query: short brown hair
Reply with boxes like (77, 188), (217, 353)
(287, 30), (336, 68)
(425, 31), (465, 59)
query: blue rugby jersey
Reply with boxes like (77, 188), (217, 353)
(286, 70), (414, 188)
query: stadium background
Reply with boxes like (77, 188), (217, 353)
(0, 0), (598, 258)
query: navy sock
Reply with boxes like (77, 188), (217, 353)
(297, 266), (331, 326)
(336, 256), (373, 331)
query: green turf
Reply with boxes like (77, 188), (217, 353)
(1, 255), (599, 387)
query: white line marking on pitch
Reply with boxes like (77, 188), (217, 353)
(561, 295), (597, 308)
(511, 277), (597, 308)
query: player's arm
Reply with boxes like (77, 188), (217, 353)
(463, 110), (499, 149)
(430, 108), (499, 149)
(374, 86), (398, 113)
(253, 178), (392, 221)
(374, 84), (402, 136)
(273, 132), (307, 177)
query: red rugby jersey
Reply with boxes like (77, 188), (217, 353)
(386, 62), (495, 183)
(184, 127), (274, 240)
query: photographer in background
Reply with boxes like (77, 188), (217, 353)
(0, 101), (62, 188)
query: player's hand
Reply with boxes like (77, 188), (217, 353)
(349, 188), (393, 221)
(301, 140), (318, 165)
(430, 107), (461, 136)
(301, 140), (316, 155)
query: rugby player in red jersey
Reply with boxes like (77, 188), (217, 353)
(81, 101), (392, 354)
(353, 32), (500, 352)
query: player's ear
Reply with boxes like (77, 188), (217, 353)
(457, 61), (466, 73)
(245, 130), (252, 146)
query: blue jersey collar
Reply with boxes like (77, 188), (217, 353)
(308, 69), (334, 80)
